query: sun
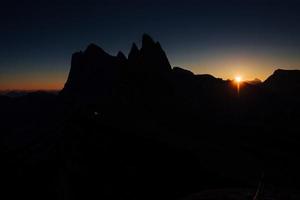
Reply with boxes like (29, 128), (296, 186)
(235, 76), (242, 83)
(234, 75), (242, 96)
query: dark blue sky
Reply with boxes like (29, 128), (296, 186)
(1, 0), (300, 90)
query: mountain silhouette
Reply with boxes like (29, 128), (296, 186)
(60, 43), (125, 105)
(246, 78), (262, 85)
(2, 34), (300, 200)
(263, 69), (300, 94)
(60, 34), (228, 111)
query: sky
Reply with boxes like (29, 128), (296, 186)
(1, 0), (300, 90)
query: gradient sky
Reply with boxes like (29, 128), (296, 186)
(1, 0), (300, 90)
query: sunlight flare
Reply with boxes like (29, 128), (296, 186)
(234, 75), (242, 96)
(235, 76), (242, 83)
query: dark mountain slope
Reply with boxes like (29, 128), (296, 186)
(263, 69), (300, 94)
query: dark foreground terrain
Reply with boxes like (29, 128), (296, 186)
(1, 35), (300, 199)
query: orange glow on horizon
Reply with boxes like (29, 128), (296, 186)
(0, 71), (67, 91)
(0, 79), (65, 91)
(179, 52), (299, 82)
(0, 82), (64, 92)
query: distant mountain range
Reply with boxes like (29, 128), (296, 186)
(2, 34), (300, 200)
(0, 90), (59, 97)
(60, 33), (300, 108)
(3, 34), (300, 100)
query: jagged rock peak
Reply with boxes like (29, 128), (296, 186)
(155, 42), (162, 49)
(141, 35), (168, 58)
(142, 33), (156, 49)
(128, 42), (140, 60)
(117, 51), (127, 60)
(137, 34), (172, 72)
(85, 43), (110, 57)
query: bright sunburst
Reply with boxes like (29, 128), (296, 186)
(234, 75), (242, 96)
(235, 76), (242, 83)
